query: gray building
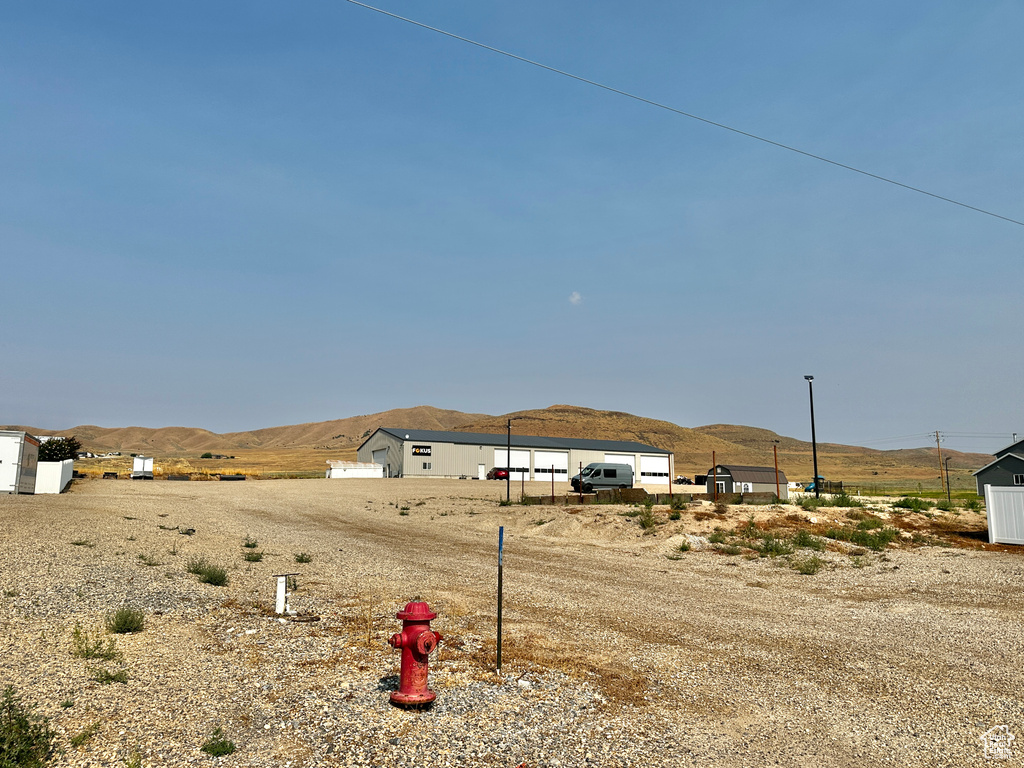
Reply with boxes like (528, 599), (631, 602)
(705, 464), (788, 499)
(357, 428), (673, 484)
(973, 438), (1024, 495)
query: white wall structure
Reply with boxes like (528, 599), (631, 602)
(132, 456), (154, 479)
(326, 461), (384, 479)
(983, 485), (1024, 545)
(35, 459), (74, 494)
(0, 431), (39, 494)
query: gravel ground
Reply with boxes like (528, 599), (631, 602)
(1, 478), (1022, 767)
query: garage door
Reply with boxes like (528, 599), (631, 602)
(604, 454), (636, 473)
(534, 451), (568, 483)
(494, 449), (531, 481)
(639, 455), (670, 484)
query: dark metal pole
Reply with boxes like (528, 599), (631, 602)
(805, 376), (819, 499)
(945, 457), (952, 505)
(773, 441), (780, 500)
(496, 525), (504, 672)
(506, 419), (511, 502)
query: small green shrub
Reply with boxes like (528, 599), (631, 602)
(668, 510), (681, 520)
(713, 501), (728, 514)
(892, 497), (932, 512)
(69, 721), (101, 747)
(752, 533), (793, 558)
(791, 555), (825, 575)
(792, 528), (825, 551)
(0, 686), (54, 767)
(824, 526), (900, 551)
(935, 500), (954, 512)
(716, 544), (743, 555)
(294, 553), (313, 564)
(89, 668), (128, 685)
(855, 516), (884, 530)
(70, 540), (94, 548)
(398, 510), (409, 516)
(676, 540), (691, 553)
(669, 496), (686, 511)
(71, 624), (120, 661)
(242, 537), (258, 549)
(200, 727), (236, 757)
(243, 551), (263, 563)
(637, 507), (657, 532)
(736, 516), (759, 539)
(186, 558), (229, 587)
(137, 553), (160, 567)
(106, 606), (145, 634)
(707, 530), (727, 544)
(963, 498), (982, 512)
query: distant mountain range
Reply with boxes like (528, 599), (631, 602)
(5, 404), (992, 482)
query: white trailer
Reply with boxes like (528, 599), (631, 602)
(0, 431), (40, 494)
(131, 455), (154, 480)
(326, 461), (384, 479)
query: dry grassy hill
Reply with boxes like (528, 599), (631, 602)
(7, 404), (991, 487)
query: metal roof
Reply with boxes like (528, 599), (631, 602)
(972, 453), (1024, 476)
(709, 464), (788, 484)
(366, 427), (671, 454)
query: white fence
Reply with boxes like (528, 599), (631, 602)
(982, 485), (1024, 545)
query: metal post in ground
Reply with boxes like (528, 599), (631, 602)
(805, 376), (819, 499)
(496, 526), (504, 673)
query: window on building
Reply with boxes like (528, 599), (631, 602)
(716, 481), (726, 494)
(422, 462), (431, 470)
(1015, 474), (1024, 485)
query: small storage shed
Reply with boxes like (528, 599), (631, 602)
(705, 464), (788, 499)
(326, 461), (385, 479)
(0, 431), (40, 494)
(35, 459), (74, 494)
(131, 456), (154, 480)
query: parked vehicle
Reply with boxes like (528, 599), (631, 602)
(674, 476), (693, 485)
(570, 463), (634, 493)
(804, 476), (825, 492)
(486, 467), (509, 480)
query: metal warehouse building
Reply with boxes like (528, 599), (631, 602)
(357, 428), (673, 484)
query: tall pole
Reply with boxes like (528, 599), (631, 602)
(935, 430), (945, 496)
(506, 419), (511, 502)
(773, 441), (780, 500)
(496, 526), (503, 672)
(805, 376), (820, 499)
(944, 457), (952, 504)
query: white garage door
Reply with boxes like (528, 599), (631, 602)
(494, 449), (531, 481)
(604, 454), (636, 473)
(534, 451), (568, 483)
(639, 455), (670, 484)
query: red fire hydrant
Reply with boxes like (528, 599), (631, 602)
(387, 601), (442, 707)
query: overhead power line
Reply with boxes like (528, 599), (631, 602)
(342, 0), (1024, 228)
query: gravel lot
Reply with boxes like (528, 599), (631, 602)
(1, 478), (1022, 767)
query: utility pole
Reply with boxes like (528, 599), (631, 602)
(935, 430), (945, 496)
(506, 419), (512, 502)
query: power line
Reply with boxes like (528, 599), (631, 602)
(342, 0), (1024, 228)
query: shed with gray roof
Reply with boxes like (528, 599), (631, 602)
(705, 464), (788, 499)
(357, 428), (673, 485)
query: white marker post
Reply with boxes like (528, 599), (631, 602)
(273, 573), (300, 615)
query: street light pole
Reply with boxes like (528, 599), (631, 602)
(804, 375), (820, 499)
(772, 440), (781, 500)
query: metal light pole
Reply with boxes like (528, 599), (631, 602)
(804, 375), (820, 499)
(506, 418), (512, 502)
(772, 440), (781, 500)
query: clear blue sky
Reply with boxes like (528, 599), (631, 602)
(2, 1), (1021, 453)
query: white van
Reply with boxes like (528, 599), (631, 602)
(570, 463), (634, 493)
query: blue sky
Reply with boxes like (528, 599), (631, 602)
(2, 1), (1021, 453)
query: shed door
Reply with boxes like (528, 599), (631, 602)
(494, 449), (530, 481)
(604, 454), (635, 472)
(534, 451), (568, 483)
(639, 455), (669, 484)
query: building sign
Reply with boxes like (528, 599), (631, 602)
(412, 445), (432, 456)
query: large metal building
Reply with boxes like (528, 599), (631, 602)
(357, 428), (673, 484)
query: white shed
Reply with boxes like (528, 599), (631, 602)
(326, 461), (384, 479)
(0, 431), (40, 494)
(35, 459), (74, 494)
(131, 456), (154, 479)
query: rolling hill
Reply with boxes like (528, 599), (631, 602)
(6, 404), (991, 485)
